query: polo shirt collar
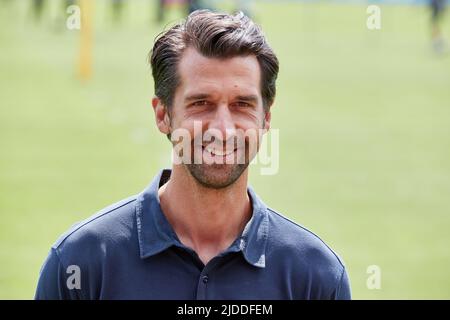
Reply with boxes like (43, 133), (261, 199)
(135, 169), (268, 268)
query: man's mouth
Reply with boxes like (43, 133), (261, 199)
(203, 145), (237, 157)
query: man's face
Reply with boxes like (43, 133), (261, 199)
(158, 47), (271, 189)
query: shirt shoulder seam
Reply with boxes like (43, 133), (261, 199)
(52, 195), (138, 249)
(266, 207), (346, 269)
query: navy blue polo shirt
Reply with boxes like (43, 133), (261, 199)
(35, 169), (351, 300)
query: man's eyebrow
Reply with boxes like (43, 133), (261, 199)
(235, 95), (259, 103)
(184, 93), (259, 103)
(184, 93), (211, 102)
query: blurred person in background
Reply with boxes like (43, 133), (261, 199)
(33, 0), (75, 30)
(32, 0), (45, 21)
(156, 0), (166, 23)
(188, 0), (201, 13)
(188, 0), (214, 14)
(429, 0), (447, 53)
(111, 0), (124, 23)
(156, 0), (211, 23)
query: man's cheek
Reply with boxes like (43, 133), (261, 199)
(170, 127), (193, 164)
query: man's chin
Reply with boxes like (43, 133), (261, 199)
(185, 163), (248, 189)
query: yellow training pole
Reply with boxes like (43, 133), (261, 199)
(79, 0), (93, 80)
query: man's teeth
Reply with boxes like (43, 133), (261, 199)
(205, 146), (234, 156)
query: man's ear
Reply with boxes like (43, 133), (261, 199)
(152, 96), (171, 135)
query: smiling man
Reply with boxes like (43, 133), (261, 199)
(35, 10), (351, 300)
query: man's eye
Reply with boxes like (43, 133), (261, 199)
(191, 100), (209, 107)
(233, 101), (251, 108)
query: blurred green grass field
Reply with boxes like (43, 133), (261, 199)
(1, 0), (449, 299)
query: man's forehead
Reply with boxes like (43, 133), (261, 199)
(178, 47), (261, 83)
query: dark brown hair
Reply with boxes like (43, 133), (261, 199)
(149, 10), (279, 112)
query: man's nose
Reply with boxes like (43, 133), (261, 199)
(208, 103), (237, 140)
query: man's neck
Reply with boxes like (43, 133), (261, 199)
(158, 165), (252, 265)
